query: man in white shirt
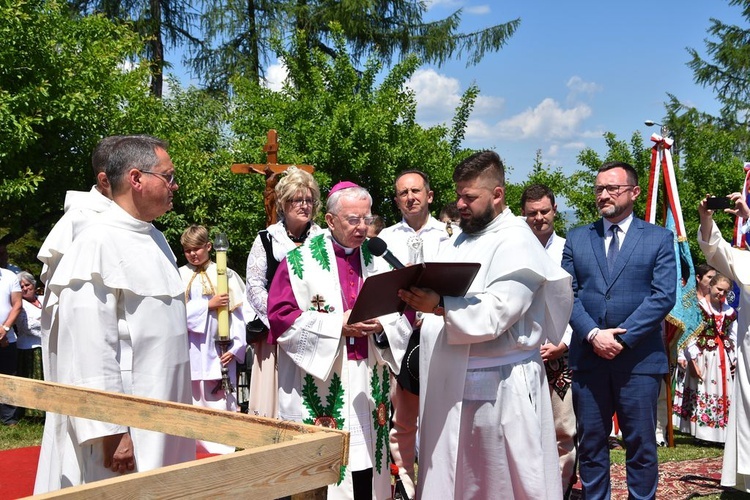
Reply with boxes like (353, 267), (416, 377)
(521, 183), (577, 495)
(378, 170), (452, 498)
(0, 265), (22, 425)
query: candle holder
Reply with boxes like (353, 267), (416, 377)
(212, 232), (234, 395)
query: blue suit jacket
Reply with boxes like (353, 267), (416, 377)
(561, 217), (676, 375)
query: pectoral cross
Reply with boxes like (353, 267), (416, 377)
(231, 130), (315, 226)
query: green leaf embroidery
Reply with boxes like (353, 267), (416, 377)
(288, 247), (304, 279)
(362, 240), (373, 267)
(310, 234), (331, 271)
(370, 365), (391, 474)
(301, 374), (324, 425)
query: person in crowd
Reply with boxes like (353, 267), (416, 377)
(671, 262), (718, 439)
(673, 272), (736, 443)
(697, 193), (750, 492)
(0, 264), (22, 426)
(695, 263), (717, 302)
(562, 161), (676, 499)
(15, 271), (44, 419)
(378, 169), (452, 499)
(268, 181), (412, 499)
(179, 224), (246, 453)
(35, 135), (194, 492)
(438, 201), (461, 238)
(34, 135), (118, 493)
(399, 151), (573, 499)
(520, 183), (577, 495)
(245, 166), (324, 418)
(366, 215), (384, 239)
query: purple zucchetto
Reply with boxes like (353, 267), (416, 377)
(328, 181), (361, 198)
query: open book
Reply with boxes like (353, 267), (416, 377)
(347, 262), (481, 324)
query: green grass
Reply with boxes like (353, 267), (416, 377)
(0, 417), (44, 450)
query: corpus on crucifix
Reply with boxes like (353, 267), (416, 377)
(231, 130), (314, 226)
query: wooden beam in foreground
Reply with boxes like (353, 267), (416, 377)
(0, 375), (348, 499)
(31, 433), (341, 500)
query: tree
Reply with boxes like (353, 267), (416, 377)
(684, 0), (750, 153)
(218, 29), (470, 265)
(70, 0), (201, 97)
(0, 0), (162, 272)
(191, 0), (520, 91)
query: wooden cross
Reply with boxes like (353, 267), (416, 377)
(232, 129), (315, 227)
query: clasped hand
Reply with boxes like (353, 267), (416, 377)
(592, 328), (626, 360)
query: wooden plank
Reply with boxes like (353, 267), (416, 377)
(0, 375), (347, 455)
(29, 433), (342, 499)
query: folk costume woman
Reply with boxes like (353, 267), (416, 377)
(674, 273), (737, 443)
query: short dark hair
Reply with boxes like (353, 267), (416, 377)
(91, 136), (123, 175)
(695, 263), (715, 279)
(394, 169), (431, 192)
(521, 184), (556, 208)
(453, 150), (505, 186)
(106, 136), (168, 193)
(599, 161), (638, 186)
(439, 201), (460, 221)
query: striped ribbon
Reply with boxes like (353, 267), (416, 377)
(645, 133), (685, 238)
(732, 162), (750, 248)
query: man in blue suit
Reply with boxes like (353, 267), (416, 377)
(562, 161), (676, 499)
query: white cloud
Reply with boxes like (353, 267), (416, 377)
(407, 68), (504, 124)
(466, 5), (491, 15)
(262, 59), (289, 92)
(491, 98), (592, 140)
(566, 76), (602, 105)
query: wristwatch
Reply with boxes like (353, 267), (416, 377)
(1, 325), (9, 332)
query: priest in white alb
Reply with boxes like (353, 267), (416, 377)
(35, 135), (195, 492)
(399, 151), (574, 499)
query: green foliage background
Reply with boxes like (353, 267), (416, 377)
(1, 0), (749, 280)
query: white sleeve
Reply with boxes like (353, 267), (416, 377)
(56, 278), (128, 444)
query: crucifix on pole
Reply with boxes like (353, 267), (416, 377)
(231, 130), (315, 227)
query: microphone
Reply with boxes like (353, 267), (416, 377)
(367, 237), (405, 269)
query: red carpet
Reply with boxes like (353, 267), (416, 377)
(0, 447), (214, 499)
(1, 446), (40, 499)
(570, 456), (730, 499)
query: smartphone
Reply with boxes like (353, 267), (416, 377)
(706, 197), (733, 210)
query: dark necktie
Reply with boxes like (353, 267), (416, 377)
(607, 225), (620, 273)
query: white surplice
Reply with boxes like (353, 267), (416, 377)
(244, 221), (323, 418)
(34, 187), (112, 493)
(417, 208), (573, 500)
(270, 231), (412, 500)
(698, 221), (750, 492)
(180, 261), (246, 454)
(35, 203), (194, 492)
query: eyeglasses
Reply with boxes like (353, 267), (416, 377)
(337, 214), (376, 226)
(289, 197), (316, 207)
(593, 184), (635, 196)
(139, 169), (177, 186)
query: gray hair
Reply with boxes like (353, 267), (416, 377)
(106, 135), (168, 193)
(18, 271), (36, 289)
(326, 186), (372, 214)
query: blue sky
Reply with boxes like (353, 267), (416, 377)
(412, 0), (746, 183)
(167, 0), (745, 188)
